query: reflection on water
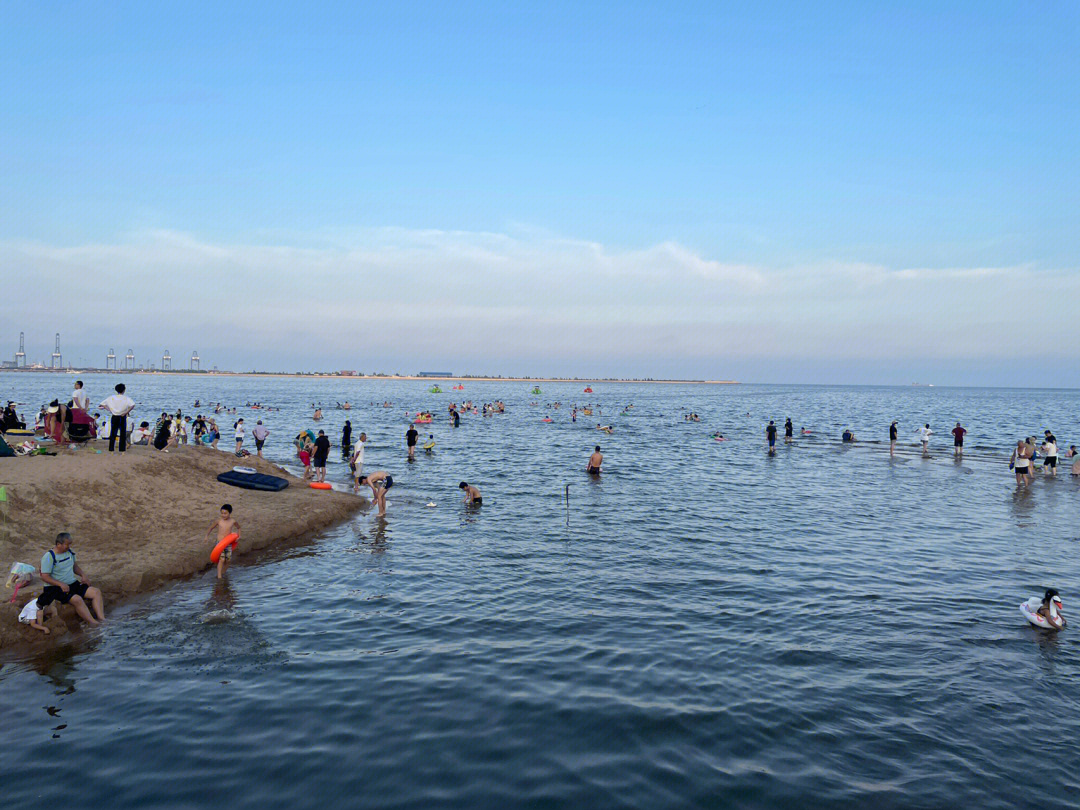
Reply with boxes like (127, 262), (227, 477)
(1, 377), (1080, 809)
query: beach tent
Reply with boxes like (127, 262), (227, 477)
(0, 435), (13, 457)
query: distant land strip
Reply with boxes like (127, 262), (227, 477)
(0, 368), (737, 384)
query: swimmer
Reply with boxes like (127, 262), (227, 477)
(358, 471), (393, 516)
(204, 504), (241, 580)
(596, 424), (613, 434)
(313, 408), (323, 420)
(1036, 589), (1066, 629)
(459, 481), (482, 505)
(842, 429), (856, 443)
(424, 434), (435, 453)
(587, 445), (603, 474)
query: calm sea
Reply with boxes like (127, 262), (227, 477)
(2, 372), (1079, 809)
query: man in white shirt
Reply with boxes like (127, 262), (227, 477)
(99, 383), (135, 452)
(71, 380), (89, 411)
(350, 432), (367, 491)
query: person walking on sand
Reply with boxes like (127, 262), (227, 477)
(204, 504), (241, 579)
(100, 383), (135, 453)
(917, 424), (933, 456)
(1010, 439), (1032, 486)
(951, 422), (966, 458)
(358, 471), (393, 516)
(38, 532), (105, 625)
(313, 429), (331, 482)
(889, 421), (898, 457)
(252, 420), (269, 458)
(233, 419), (245, 456)
(406, 424), (418, 459)
(587, 445), (603, 474)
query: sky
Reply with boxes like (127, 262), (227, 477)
(1, 2), (1078, 383)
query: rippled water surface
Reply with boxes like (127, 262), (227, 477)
(3, 374), (1080, 809)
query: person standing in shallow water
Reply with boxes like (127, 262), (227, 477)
(766, 421), (777, 453)
(341, 420), (352, 457)
(587, 445), (603, 474)
(951, 422), (966, 458)
(889, 421), (898, 457)
(784, 418), (793, 444)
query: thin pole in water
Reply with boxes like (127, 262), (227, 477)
(564, 483), (570, 527)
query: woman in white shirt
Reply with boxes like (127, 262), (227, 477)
(234, 419), (245, 456)
(1010, 439), (1031, 486)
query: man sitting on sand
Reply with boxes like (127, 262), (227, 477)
(358, 471), (393, 516)
(38, 532), (105, 626)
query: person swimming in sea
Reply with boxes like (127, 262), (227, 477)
(1035, 589), (1066, 629)
(596, 423), (612, 433)
(842, 428), (856, 443)
(587, 445), (603, 474)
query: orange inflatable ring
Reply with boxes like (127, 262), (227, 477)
(309, 482), (333, 490)
(210, 533), (239, 564)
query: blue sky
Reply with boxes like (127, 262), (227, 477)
(2, 2), (1078, 382)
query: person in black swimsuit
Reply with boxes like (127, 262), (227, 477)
(587, 445), (603, 474)
(459, 481), (482, 504)
(889, 421), (898, 457)
(784, 418), (793, 444)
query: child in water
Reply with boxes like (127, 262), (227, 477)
(1036, 589), (1066, 629)
(204, 504), (241, 579)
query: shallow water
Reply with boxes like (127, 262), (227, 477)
(2, 373), (1080, 809)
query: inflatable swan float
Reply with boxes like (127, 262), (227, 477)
(1020, 590), (1066, 630)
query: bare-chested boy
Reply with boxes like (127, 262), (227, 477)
(587, 445), (603, 475)
(204, 503), (241, 579)
(358, 471), (393, 516)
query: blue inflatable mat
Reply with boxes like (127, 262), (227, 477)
(216, 470), (290, 491)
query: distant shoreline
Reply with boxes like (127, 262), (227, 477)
(0, 368), (737, 385)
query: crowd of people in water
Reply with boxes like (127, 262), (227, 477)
(4, 379), (1078, 638)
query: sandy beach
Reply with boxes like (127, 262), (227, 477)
(0, 442), (363, 651)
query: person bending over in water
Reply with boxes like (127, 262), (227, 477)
(587, 445), (603, 474)
(1036, 589), (1066, 629)
(205, 504), (241, 579)
(358, 471), (393, 516)
(459, 481), (482, 504)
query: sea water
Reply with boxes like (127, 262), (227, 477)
(1, 373), (1079, 809)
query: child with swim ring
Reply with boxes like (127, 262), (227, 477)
(204, 504), (241, 580)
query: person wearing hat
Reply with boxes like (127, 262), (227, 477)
(99, 383), (135, 452)
(43, 400), (70, 444)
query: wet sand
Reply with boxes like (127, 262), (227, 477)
(0, 441), (364, 650)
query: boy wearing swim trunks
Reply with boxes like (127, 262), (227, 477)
(358, 471), (393, 516)
(204, 504), (241, 579)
